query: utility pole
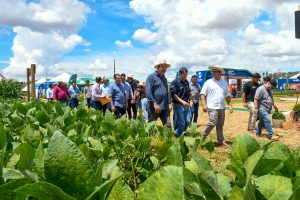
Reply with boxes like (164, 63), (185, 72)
(113, 58), (116, 76)
(26, 68), (31, 101)
(31, 64), (36, 99)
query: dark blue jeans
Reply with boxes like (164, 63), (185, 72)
(256, 109), (273, 136)
(91, 100), (102, 111)
(148, 105), (171, 130)
(173, 103), (191, 137)
(190, 102), (199, 123)
(86, 98), (91, 108)
(69, 98), (79, 109)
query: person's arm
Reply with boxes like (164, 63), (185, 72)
(201, 94), (207, 112)
(146, 76), (156, 103)
(242, 92), (247, 107)
(53, 87), (57, 101)
(109, 87), (115, 112)
(226, 96), (233, 113)
(272, 93), (278, 112)
(92, 85), (102, 99)
(254, 88), (260, 111)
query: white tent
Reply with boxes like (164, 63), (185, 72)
(289, 73), (300, 79)
(50, 72), (71, 82)
(0, 73), (6, 81)
(36, 77), (47, 84)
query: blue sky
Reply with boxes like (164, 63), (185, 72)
(0, 0), (299, 81)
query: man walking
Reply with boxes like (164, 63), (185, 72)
(69, 82), (80, 108)
(170, 67), (191, 137)
(254, 78), (280, 140)
(242, 73), (261, 132)
(100, 77), (110, 114)
(146, 60), (171, 129)
(121, 73), (134, 119)
(190, 75), (201, 124)
(53, 80), (71, 104)
(126, 74), (138, 119)
(200, 66), (233, 146)
(83, 80), (92, 108)
(91, 77), (102, 111)
(110, 74), (127, 118)
(46, 84), (54, 102)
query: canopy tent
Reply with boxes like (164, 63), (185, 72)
(36, 77), (47, 84)
(77, 77), (95, 86)
(289, 73), (300, 79)
(0, 73), (7, 81)
(50, 72), (71, 82)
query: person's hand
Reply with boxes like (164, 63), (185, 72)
(243, 103), (247, 108)
(183, 101), (190, 108)
(274, 105), (278, 112)
(131, 99), (135, 104)
(111, 105), (115, 112)
(229, 107), (233, 113)
(203, 105), (208, 112)
(154, 103), (161, 113)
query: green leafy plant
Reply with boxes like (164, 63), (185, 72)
(0, 80), (21, 99)
(272, 112), (286, 120)
(293, 104), (300, 112)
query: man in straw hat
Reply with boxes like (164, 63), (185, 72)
(200, 66), (233, 146)
(146, 60), (171, 129)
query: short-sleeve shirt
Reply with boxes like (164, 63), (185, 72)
(46, 88), (53, 99)
(170, 77), (190, 103)
(200, 78), (230, 109)
(254, 85), (273, 114)
(84, 85), (92, 98)
(146, 72), (169, 110)
(243, 81), (260, 102)
(109, 83), (126, 108)
(190, 82), (201, 103)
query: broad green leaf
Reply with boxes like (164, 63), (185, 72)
(33, 142), (45, 180)
(0, 178), (32, 200)
(107, 180), (134, 200)
(138, 166), (202, 200)
(154, 139), (170, 160)
(244, 180), (256, 200)
(35, 111), (50, 125)
(15, 143), (35, 172)
(229, 186), (244, 200)
(230, 134), (260, 168)
(166, 137), (185, 166)
(256, 175), (293, 200)
(44, 131), (96, 198)
(264, 142), (291, 161)
(0, 122), (6, 179)
(217, 173), (232, 198)
(244, 150), (263, 183)
(185, 148), (213, 175)
(101, 159), (122, 180)
(2, 169), (24, 180)
(199, 170), (222, 199)
(14, 182), (76, 200)
(85, 175), (122, 200)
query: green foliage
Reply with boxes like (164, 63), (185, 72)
(273, 89), (298, 97)
(0, 80), (21, 98)
(0, 100), (299, 199)
(293, 104), (300, 112)
(272, 112), (286, 119)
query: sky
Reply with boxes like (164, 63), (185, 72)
(0, 0), (299, 82)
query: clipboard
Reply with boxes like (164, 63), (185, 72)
(99, 96), (111, 105)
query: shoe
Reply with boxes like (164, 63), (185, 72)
(267, 135), (280, 140)
(256, 134), (262, 137)
(217, 141), (230, 147)
(247, 128), (251, 131)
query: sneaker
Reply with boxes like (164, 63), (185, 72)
(217, 141), (230, 147)
(267, 135), (280, 140)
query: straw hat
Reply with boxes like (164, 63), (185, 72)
(154, 60), (171, 69)
(208, 66), (225, 74)
(127, 74), (133, 79)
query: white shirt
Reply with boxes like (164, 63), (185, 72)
(46, 88), (53, 99)
(100, 84), (110, 97)
(200, 78), (230, 109)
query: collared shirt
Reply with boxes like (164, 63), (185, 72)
(254, 85), (273, 114)
(243, 81), (260, 102)
(190, 82), (201, 103)
(53, 85), (71, 101)
(100, 83), (110, 97)
(170, 77), (190, 103)
(83, 85), (92, 98)
(200, 78), (230, 109)
(69, 85), (80, 99)
(110, 83), (126, 108)
(146, 71), (169, 110)
(46, 88), (53, 99)
(91, 83), (102, 101)
(123, 82), (133, 100)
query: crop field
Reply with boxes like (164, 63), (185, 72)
(0, 99), (299, 199)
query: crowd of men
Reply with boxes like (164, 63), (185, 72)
(45, 60), (281, 144)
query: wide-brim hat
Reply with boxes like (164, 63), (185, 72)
(58, 79), (64, 83)
(154, 60), (171, 69)
(208, 66), (225, 74)
(127, 74), (133, 79)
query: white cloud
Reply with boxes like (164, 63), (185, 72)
(1, 0), (90, 80)
(115, 40), (132, 47)
(262, 20), (272, 26)
(133, 29), (158, 43)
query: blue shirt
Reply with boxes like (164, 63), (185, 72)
(69, 85), (80, 99)
(123, 82), (133, 100)
(109, 83), (126, 108)
(146, 71), (169, 110)
(170, 77), (190, 103)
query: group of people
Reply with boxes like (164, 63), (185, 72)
(45, 59), (281, 144)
